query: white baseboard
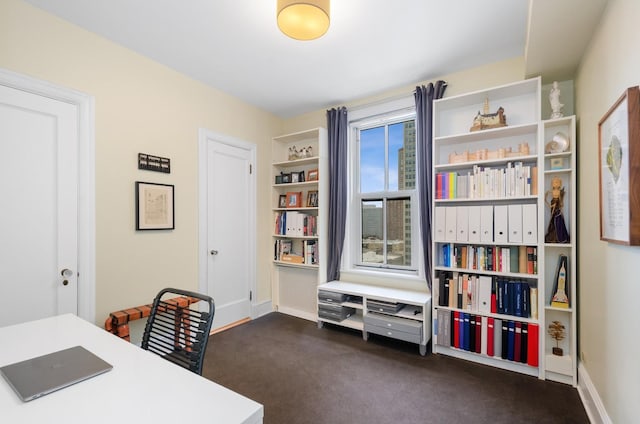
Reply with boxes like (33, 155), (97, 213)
(276, 306), (317, 322)
(253, 300), (274, 319)
(578, 361), (611, 424)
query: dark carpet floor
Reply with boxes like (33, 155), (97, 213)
(203, 313), (589, 424)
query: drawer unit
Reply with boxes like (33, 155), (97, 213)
(366, 299), (403, 314)
(364, 312), (423, 344)
(318, 302), (355, 322)
(318, 290), (348, 304)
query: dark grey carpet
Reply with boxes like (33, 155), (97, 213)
(203, 313), (588, 424)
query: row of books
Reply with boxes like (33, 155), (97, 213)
(274, 211), (317, 237)
(274, 239), (318, 265)
(435, 309), (539, 367)
(435, 163), (537, 200)
(435, 271), (538, 319)
(439, 244), (537, 274)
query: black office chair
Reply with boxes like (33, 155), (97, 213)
(141, 287), (215, 375)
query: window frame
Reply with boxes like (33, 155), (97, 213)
(344, 107), (424, 279)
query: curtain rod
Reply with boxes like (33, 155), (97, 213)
(346, 81), (448, 113)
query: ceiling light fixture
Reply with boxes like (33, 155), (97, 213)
(277, 0), (330, 41)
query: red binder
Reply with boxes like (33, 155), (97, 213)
(527, 323), (539, 367)
(487, 317), (495, 357)
(453, 312), (460, 349)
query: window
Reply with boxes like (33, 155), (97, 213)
(350, 113), (419, 274)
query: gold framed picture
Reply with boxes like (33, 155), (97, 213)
(307, 168), (319, 181)
(285, 191), (302, 208)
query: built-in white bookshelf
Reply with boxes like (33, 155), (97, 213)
(430, 77), (577, 386)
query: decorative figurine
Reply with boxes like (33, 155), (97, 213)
(288, 145), (298, 161)
(306, 146), (313, 158)
(548, 320), (566, 356)
(549, 81), (564, 119)
(470, 98), (507, 132)
(299, 147), (307, 158)
(544, 176), (570, 243)
(551, 254), (570, 308)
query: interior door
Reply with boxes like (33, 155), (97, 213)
(205, 137), (254, 329)
(0, 84), (79, 327)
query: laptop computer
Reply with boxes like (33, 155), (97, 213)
(0, 345), (113, 402)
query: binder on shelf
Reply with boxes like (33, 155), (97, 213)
(468, 206), (481, 242)
(486, 317), (495, 357)
(494, 205), (508, 243)
(514, 321), (522, 362)
(501, 320), (508, 359)
(507, 204), (523, 243)
(475, 314), (482, 354)
(520, 323), (528, 364)
(456, 206), (469, 242)
(480, 205), (493, 243)
(478, 275), (492, 313)
(494, 318), (502, 358)
(507, 321), (516, 361)
(527, 323), (539, 367)
(468, 314), (476, 352)
(522, 204), (538, 244)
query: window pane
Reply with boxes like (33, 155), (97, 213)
(391, 120), (416, 191)
(359, 127), (385, 193)
(361, 200), (383, 264)
(386, 198), (411, 266)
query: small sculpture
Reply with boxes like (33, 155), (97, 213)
(545, 132), (570, 153)
(545, 176), (570, 243)
(306, 146), (313, 158)
(288, 145), (298, 161)
(551, 254), (570, 308)
(299, 147), (307, 158)
(470, 98), (507, 132)
(549, 81), (564, 119)
(548, 320), (566, 356)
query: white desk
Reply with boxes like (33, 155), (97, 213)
(0, 314), (263, 423)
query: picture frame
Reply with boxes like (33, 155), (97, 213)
(598, 86), (640, 245)
(278, 194), (287, 208)
(286, 191), (302, 208)
(281, 173), (291, 184)
(298, 171), (306, 182)
(136, 181), (175, 230)
(550, 157), (564, 170)
(291, 172), (299, 183)
(307, 168), (318, 181)
(306, 190), (318, 207)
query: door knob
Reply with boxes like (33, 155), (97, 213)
(61, 268), (73, 277)
(210, 250), (219, 256)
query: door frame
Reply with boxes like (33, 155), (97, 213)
(198, 128), (257, 321)
(0, 68), (96, 323)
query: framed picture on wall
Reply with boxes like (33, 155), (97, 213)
(598, 86), (640, 245)
(136, 181), (175, 230)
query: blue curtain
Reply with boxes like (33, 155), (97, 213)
(415, 81), (447, 290)
(326, 107), (348, 282)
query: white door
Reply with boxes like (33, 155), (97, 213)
(201, 134), (255, 329)
(0, 84), (79, 327)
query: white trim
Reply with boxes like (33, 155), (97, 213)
(276, 306), (317, 322)
(198, 129), (258, 320)
(253, 300), (274, 320)
(0, 68), (96, 324)
(578, 361), (612, 424)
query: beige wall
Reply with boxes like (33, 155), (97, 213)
(0, 0), (283, 325)
(284, 56), (525, 133)
(575, 0), (640, 421)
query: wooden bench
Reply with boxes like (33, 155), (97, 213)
(104, 295), (200, 341)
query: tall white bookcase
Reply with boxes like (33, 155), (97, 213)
(271, 128), (328, 321)
(431, 77), (577, 386)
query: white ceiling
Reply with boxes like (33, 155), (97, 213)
(23, 0), (608, 118)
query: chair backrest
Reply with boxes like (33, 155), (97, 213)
(141, 287), (215, 375)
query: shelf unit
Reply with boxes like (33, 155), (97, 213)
(430, 77), (578, 385)
(541, 116), (577, 386)
(317, 281), (432, 355)
(271, 128), (327, 321)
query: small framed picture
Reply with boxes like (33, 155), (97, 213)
(291, 172), (299, 183)
(307, 169), (318, 181)
(306, 190), (318, 207)
(275, 175), (283, 184)
(135, 181), (175, 230)
(298, 171), (306, 182)
(281, 173), (291, 184)
(278, 195), (287, 208)
(286, 191), (302, 208)
(550, 157), (564, 169)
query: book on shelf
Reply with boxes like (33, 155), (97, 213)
(435, 164), (537, 200)
(527, 323), (539, 367)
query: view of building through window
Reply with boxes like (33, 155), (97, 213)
(359, 119), (416, 267)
